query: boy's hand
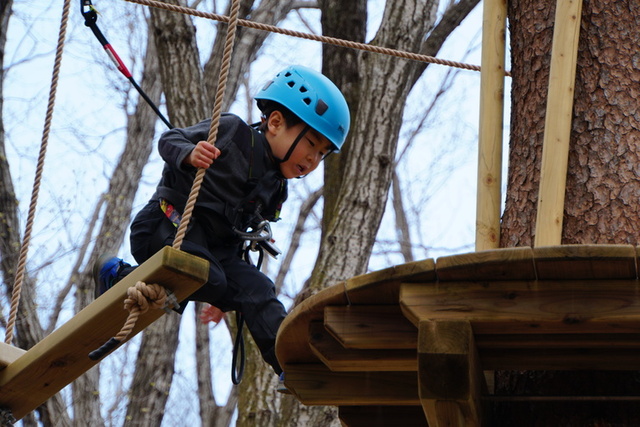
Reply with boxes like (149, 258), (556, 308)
(187, 141), (221, 169)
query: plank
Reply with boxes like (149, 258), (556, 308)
(282, 364), (419, 405)
(339, 405), (428, 427)
(345, 259), (436, 304)
(534, 0), (583, 246)
(476, 0), (508, 251)
(479, 347), (640, 370)
(275, 283), (349, 365)
(476, 333), (640, 349)
(533, 244), (637, 279)
(418, 320), (483, 427)
(0, 343), (26, 370)
(400, 279), (640, 334)
(308, 321), (416, 372)
(436, 247), (535, 281)
(324, 305), (417, 350)
(0, 247), (208, 420)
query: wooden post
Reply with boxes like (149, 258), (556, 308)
(534, 0), (583, 246)
(476, 0), (507, 251)
(418, 320), (483, 426)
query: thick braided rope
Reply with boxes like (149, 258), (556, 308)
(4, 0), (72, 345)
(114, 282), (168, 342)
(123, 0), (507, 75)
(172, 0), (241, 249)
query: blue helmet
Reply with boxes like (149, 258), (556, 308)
(255, 65), (350, 151)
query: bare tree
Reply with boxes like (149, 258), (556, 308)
(1, 0), (481, 425)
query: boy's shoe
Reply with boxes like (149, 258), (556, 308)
(276, 372), (291, 394)
(93, 254), (130, 298)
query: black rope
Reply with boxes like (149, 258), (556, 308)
(80, 0), (174, 129)
(230, 243), (265, 384)
(231, 310), (245, 385)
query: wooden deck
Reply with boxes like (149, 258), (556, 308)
(0, 247), (209, 420)
(275, 245), (640, 426)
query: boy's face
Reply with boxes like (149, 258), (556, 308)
(266, 112), (333, 179)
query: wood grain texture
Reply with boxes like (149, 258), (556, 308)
(0, 247), (208, 420)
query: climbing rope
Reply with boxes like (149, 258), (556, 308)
(172, 0), (242, 249)
(122, 0), (509, 76)
(89, 0), (242, 360)
(4, 0), (72, 346)
(89, 281), (170, 360)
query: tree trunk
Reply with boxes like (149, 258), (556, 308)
(319, 0), (367, 226)
(150, 0), (208, 127)
(306, 0), (444, 299)
(203, 0), (296, 113)
(497, 1), (640, 425)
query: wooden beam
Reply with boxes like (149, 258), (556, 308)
(533, 244), (637, 280)
(0, 343), (26, 370)
(478, 332), (640, 369)
(418, 320), (484, 427)
(282, 364), (420, 406)
(480, 347), (640, 370)
(400, 279), (640, 335)
(436, 247), (535, 282)
(275, 282), (349, 365)
(476, 0), (507, 251)
(0, 247), (208, 420)
(534, 0), (584, 246)
(308, 321), (416, 372)
(324, 305), (417, 350)
(339, 405), (428, 427)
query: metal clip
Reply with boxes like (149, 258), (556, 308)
(163, 289), (180, 314)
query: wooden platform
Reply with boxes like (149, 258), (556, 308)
(275, 245), (640, 426)
(0, 247), (209, 420)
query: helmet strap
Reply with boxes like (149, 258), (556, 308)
(281, 124), (310, 163)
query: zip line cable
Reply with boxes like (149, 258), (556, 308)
(81, 0), (174, 129)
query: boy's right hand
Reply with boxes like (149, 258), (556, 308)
(187, 141), (221, 169)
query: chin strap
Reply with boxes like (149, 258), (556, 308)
(281, 124), (310, 163)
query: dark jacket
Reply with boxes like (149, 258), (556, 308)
(151, 114), (288, 239)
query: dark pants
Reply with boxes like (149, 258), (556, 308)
(128, 201), (286, 374)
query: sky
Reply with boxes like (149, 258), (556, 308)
(2, 0), (511, 424)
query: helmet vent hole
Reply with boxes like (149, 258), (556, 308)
(315, 99), (328, 115)
(299, 86), (308, 93)
(302, 97), (312, 105)
(287, 80), (295, 88)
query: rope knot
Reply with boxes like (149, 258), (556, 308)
(124, 281), (167, 314)
(115, 281), (167, 343)
(89, 281), (170, 360)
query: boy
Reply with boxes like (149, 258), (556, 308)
(94, 65), (350, 375)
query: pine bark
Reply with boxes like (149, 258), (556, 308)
(497, 1), (640, 424)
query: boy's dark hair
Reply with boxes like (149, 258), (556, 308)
(257, 100), (303, 131)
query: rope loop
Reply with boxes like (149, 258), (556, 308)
(89, 281), (168, 360)
(116, 281), (167, 341)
